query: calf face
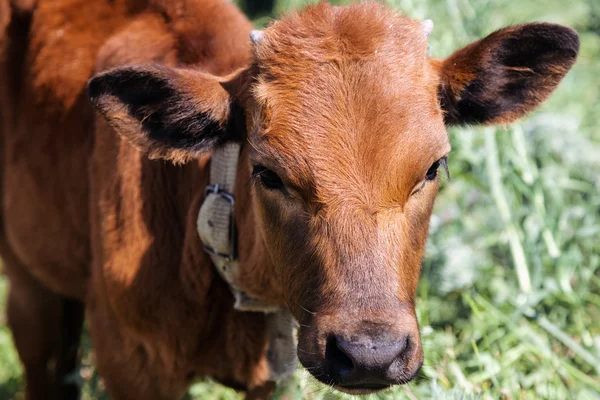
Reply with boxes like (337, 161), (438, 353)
(89, 2), (578, 393)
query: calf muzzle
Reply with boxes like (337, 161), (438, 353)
(298, 316), (423, 394)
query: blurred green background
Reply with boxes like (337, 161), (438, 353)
(1, 0), (599, 399)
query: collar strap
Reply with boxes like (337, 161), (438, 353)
(196, 143), (297, 380)
(197, 143), (276, 312)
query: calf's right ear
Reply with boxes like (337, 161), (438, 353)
(88, 64), (250, 163)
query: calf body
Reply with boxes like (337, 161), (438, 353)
(0, 0), (578, 398)
(1, 0), (274, 398)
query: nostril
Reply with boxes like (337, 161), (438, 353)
(397, 335), (410, 358)
(325, 336), (354, 378)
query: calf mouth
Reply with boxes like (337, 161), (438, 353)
(331, 383), (392, 395)
(301, 352), (424, 395)
(307, 367), (412, 395)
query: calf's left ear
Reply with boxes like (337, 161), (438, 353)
(88, 64), (251, 163)
(437, 23), (579, 126)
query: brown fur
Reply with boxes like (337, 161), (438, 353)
(0, 0), (9, 54)
(0, 0), (578, 398)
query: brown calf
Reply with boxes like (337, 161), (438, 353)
(0, 0), (578, 398)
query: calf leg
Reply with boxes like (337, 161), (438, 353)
(6, 273), (58, 399)
(4, 256), (84, 400)
(55, 297), (85, 399)
(88, 303), (190, 400)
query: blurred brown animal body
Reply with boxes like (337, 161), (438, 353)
(0, 0), (578, 399)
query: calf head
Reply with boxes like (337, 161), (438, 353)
(89, 1), (578, 394)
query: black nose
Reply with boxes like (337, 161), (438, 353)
(325, 334), (412, 388)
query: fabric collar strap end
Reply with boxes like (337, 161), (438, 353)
(196, 143), (297, 380)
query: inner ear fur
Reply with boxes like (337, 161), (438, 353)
(88, 64), (249, 163)
(436, 23), (579, 126)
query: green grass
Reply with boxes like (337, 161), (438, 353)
(1, 0), (599, 399)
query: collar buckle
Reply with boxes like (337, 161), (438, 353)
(202, 184), (236, 262)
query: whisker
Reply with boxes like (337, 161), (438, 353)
(297, 346), (318, 355)
(297, 302), (317, 315)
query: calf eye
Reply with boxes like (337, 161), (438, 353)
(252, 165), (285, 190)
(425, 157), (447, 181)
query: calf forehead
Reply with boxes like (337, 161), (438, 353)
(255, 2), (429, 70)
(251, 2), (448, 197)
